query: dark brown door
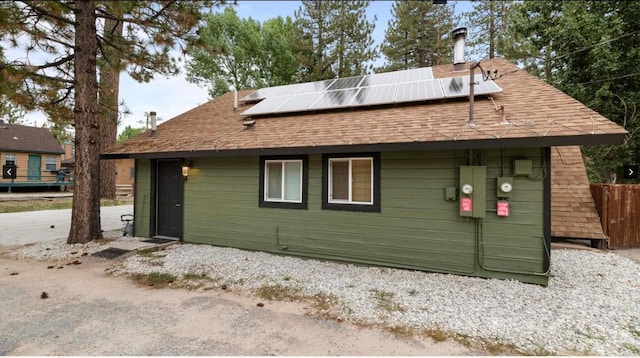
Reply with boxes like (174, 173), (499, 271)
(156, 160), (183, 238)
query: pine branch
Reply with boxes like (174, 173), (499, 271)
(20, 68), (74, 84)
(32, 54), (75, 71)
(11, 13), (75, 49)
(47, 85), (74, 107)
(23, 1), (77, 27)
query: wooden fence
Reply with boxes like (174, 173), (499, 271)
(590, 184), (640, 249)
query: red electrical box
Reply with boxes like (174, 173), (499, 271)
(461, 197), (473, 212)
(497, 201), (509, 217)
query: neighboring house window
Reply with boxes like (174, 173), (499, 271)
(259, 155), (308, 209)
(322, 153), (380, 212)
(130, 167), (135, 179)
(5, 154), (16, 166)
(45, 156), (57, 171)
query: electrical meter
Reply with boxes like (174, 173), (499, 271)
(497, 177), (514, 198)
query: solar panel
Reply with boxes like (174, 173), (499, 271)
(302, 79), (337, 93)
(394, 67), (434, 83)
(441, 74), (502, 98)
(362, 72), (397, 86)
(241, 95), (293, 116)
(350, 84), (397, 106)
(326, 76), (365, 91)
(241, 66), (502, 116)
(240, 83), (305, 102)
(309, 88), (360, 110)
(240, 79), (336, 102)
(395, 79), (445, 103)
(269, 92), (323, 114)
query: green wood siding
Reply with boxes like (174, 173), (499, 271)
(140, 148), (548, 285)
(134, 159), (151, 238)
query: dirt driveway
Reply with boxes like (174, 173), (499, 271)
(0, 254), (473, 355)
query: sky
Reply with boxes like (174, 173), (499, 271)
(15, 0), (473, 134)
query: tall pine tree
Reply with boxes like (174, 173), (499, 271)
(294, 0), (376, 81)
(379, 1), (457, 72)
(0, 1), (223, 243)
(463, 0), (516, 60)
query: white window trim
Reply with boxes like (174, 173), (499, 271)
(45, 156), (57, 171)
(264, 159), (303, 203)
(328, 157), (374, 205)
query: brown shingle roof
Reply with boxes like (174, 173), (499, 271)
(0, 122), (64, 154)
(551, 146), (604, 240)
(103, 58), (626, 157)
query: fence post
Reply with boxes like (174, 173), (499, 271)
(602, 184), (609, 248)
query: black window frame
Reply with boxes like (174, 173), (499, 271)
(259, 155), (308, 210)
(322, 152), (381, 212)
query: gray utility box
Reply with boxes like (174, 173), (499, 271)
(459, 166), (486, 218)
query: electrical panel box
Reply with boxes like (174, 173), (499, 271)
(513, 159), (532, 176)
(497, 177), (514, 198)
(444, 187), (457, 201)
(459, 166), (486, 218)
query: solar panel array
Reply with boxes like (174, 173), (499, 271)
(241, 67), (502, 116)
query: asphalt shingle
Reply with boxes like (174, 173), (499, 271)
(0, 123), (64, 154)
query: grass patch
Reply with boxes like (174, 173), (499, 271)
(0, 196), (132, 213)
(132, 272), (176, 288)
(137, 248), (154, 257)
(385, 324), (416, 338)
(309, 292), (338, 312)
(0, 198), (73, 213)
(92, 238), (116, 244)
(452, 333), (526, 355)
(623, 344), (640, 355)
(255, 284), (301, 301)
(370, 289), (406, 313)
(179, 272), (212, 290)
(302, 292), (343, 321)
(425, 327), (449, 342)
(382, 325), (451, 342)
(183, 272), (210, 281)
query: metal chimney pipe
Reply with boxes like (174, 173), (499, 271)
(233, 89), (238, 112)
(150, 111), (157, 137)
(452, 27), (467, 71)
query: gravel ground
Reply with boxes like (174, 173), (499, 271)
(8, 234), (640, 355)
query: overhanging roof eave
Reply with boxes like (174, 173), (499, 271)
(100, 133), (627, 160)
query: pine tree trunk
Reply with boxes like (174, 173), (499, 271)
(68, 0), (102, 244)
(99, 16), (122, 200)
(489, 0), (495, 59)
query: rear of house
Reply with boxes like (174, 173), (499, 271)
(104, 58), (626, 286)
(133, 148), (549, 284)
(0, 122), (65, 192)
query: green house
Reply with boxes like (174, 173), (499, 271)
(103, 58), (626, 285)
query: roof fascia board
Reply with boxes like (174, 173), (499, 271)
(0, 148), (65, 154)
(101, 133), (626, 160)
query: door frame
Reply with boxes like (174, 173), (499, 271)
(149, 159), (184, 240)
